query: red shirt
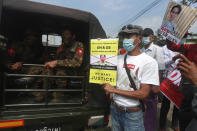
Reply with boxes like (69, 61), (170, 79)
(166, 40), (197, 65)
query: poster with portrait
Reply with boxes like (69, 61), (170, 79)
(89, 39), (118, 86)
(160, 1), (197, 44)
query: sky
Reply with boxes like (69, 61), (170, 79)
(30, 0), (197, 37)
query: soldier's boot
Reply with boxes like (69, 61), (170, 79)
(51, 92), (64, 103)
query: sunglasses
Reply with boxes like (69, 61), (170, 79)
(122, 24), (133, 30)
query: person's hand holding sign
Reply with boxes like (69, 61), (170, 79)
(102, 83), (115, 93)
(173, 54), (197, 86)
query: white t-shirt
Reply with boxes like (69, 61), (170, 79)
(113, 53), (159, 107)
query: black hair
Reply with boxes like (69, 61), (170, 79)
(62, 29), (73, 35)
(171, 5), (182, 14)
(142, 28), (154, 37)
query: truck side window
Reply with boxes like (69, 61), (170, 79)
(42, 34), (62, 47)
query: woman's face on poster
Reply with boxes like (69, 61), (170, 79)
(170, 7), (179, 21)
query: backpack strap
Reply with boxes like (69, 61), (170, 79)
(124, 54), (145, 111)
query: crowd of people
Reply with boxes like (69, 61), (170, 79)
(103, 25), (197, 131)
(1, 15), (196, 131)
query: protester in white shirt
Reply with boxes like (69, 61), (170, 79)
(141, 28), (164, 131)
(141, 29), (165, 71)
(102, 24), (159, 131)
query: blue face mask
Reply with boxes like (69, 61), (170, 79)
(142, 37), (150, 45)
(123, 38), (135, 52)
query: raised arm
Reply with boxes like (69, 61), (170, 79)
(166, 39), (197, 52)
(166, 39), (183, 52)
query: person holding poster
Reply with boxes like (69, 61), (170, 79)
(161, 5), (182, 35)
(174, 54), (197, 86)
(159, 45), (179, 131)
(173, 54), (197, 131)
(166, 33), (197, 131)
(102, 24), (159, 131)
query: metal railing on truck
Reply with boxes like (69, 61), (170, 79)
(2, 64), (86, 108)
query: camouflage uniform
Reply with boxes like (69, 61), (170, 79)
(7, 33), (46, 102)
(56, 41), (84, 68)
(8, 33), (84, 102)
(51, 41), (84, 102)
(27, 66), (52, 102)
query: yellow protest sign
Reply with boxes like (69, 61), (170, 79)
(89, 38), (118, 86)
(90, 39), (118, 55)
(89, 69), (117, 86)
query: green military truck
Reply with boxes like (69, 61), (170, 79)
(0, 0), (109, 130)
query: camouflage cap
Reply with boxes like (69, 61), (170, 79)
(119, 24), (143, 35)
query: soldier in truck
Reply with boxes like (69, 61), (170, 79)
(45, 28), (84, 102)
(8, 28), (84, 103)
